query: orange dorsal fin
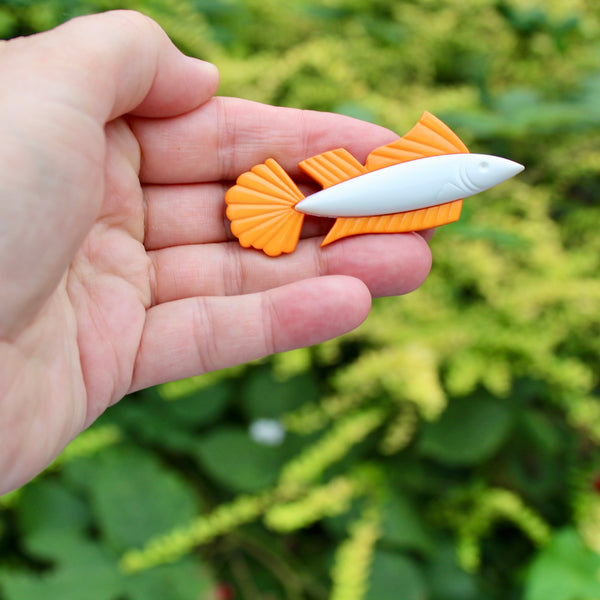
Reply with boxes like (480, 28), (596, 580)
(299, 148), (368, 189)
(225, 159), (305, 257)
(321, 199), (463, 246)
(366, 112), (469, 171)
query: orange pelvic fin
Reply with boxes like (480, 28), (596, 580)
(366, 111), (469, 171)
(299, 148), (368, 188)
(321, 199), (463, 246)
(225, 159), (305, 257)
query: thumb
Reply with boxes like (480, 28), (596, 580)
(1, 10), (219, 123)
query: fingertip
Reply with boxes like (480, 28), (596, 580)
(188, 57), (220, 104)
(321, 274), (373, 326)
(268, 275), (373, 352)
(195, 58), (220, 84)
(129, 52), (220, 118)
(322, 233), (432, 298)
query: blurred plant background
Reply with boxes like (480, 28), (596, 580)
(1, 0), (600, 598)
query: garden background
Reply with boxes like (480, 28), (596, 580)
(1, 1), (600, 599)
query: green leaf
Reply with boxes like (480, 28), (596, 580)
(116, 380), (231, 439)
(518, 409), (562, 455)
(16, 479), (92, 562)
(366, 551), (427, 600)
(0, 539), (214, 600)
(108, 400), (197, 452)
(426, 541), (478, 600)
(379, 491), (433, 555)
(67, 446), (197, 552)
(0, 536), (122, 600)
(17, 479), (91, 538)
(524, 528), (600, 600)
(125, 559), (214, 600)
(193, 426), (288, 492)
(418, 395), (514, 466)
(108, 382), (232, 456)
(241, 368), (320, 421)
(162, 380), (232, 427)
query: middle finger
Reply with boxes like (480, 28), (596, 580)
(148, 231), (432, 304)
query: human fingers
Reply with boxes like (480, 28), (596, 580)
(1, 10), (219, 123)
(143, 181), (328, 249)
(148, 233), (431, 303)
(143, 184), (231, 249)
(130, 275), (371, 391)
(0, 11), (217, 336)
(129, 96), (399, 184)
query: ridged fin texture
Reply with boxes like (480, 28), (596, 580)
(366, 112), (469, 171)
(299, 148), (368, 188)
(321, 199), (463, 246)
(225, 158), (305, 257)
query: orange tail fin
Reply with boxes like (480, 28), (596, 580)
(225, 159), (305, 257)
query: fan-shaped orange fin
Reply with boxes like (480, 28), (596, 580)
(299, 148), (368, 189)
(366, 112), (469, 171)
(321, 199), (463, 246)
(225, 158), (305, 257)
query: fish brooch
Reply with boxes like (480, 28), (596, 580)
(225, 111), (524, 257)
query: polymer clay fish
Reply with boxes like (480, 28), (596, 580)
(225, 112), (524, 257)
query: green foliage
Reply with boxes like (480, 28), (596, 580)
(418, 394), (515, 466)
(440, 486), (552, 572)
(365, 551), (426, 600)
(330, 503), (381, 600)
(194, 426), (287, 492)
(67, 447), (199, 552)
(264, 476), (360, 532)
(2, 0), (600, 599)
(0, 478), (212, 600)
(525, 528), (600, 600)
(278, 408), (385, 486)
(121, 490), (273, 573)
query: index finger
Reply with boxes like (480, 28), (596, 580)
(128, 97), (399, 184)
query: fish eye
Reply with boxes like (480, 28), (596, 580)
(479, 160), (489, 172)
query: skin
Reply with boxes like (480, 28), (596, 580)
(0, 10), (432, 494)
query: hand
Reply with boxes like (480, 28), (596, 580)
(0, 10), (432, 493)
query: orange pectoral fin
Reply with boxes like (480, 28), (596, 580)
(321, 199), (463, 246)
(299, 148), (368, 189)
(366, 112), (469, 171)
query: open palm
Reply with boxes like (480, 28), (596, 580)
(0, 11), (432, 494)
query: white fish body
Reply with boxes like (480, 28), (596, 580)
(295, 153), (524, 218)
